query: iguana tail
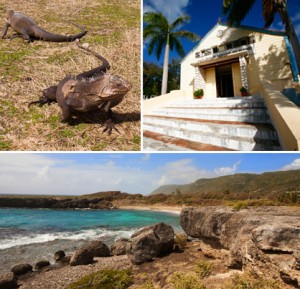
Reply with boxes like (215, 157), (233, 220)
(76, 41), (110, 79)
(31, 22), (87, 42)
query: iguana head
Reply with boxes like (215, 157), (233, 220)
(63, 74), (131, 102)
(6, 9), (14, 20)
(95, 74), (132, 99)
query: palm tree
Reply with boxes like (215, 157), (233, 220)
(144, 12), (199, 95)
(223, 0), (300, 77)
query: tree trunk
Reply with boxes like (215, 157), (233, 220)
(161, 43), (170, 95)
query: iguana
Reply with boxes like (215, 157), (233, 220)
(29, 42), (111, 107)
(1, 9), (87, 42)
(29, 43), (131, 134)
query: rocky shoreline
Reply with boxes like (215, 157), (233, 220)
(0, 197), (116, 210)
(1, 206), (300, 289)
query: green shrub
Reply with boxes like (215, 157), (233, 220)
(170, 272), (206, 289)
(66, 269), (132, 289)
(140, 280), (155, 289)
(175, 233), (188, 250)
(195, 260), (213, 278)
(233, 200), (249, 211)
(193, 89), (204, 98)
(222, 272), (282, 289)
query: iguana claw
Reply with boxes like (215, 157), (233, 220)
(102, 119), (120, 135)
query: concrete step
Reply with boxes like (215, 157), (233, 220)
(149, 107), (270, 123)
(143, 121), (280, 151)
(143, 131), (233, 151)
(143, 97), (281, 151)
(143, 116), (278, 141)
(171, 96), (266, 108)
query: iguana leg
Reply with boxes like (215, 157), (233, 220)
(1, 22), (10, 39)
(60, 104), (72, 122)
(10, 30), (31, 42)
(28, 96), (53, 107)
(102, 108), (120, 135)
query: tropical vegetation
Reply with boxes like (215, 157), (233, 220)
(143, 12), (199, 95)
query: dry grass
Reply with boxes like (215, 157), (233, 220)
(0, 0), (140, 151)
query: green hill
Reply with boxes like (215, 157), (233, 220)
(150, 170), (300, 199)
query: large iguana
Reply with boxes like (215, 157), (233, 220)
(29, 43), (131, 134)
(1, 9), (87, 42)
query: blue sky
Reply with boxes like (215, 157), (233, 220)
(143, 0), (300, 65)
(0, 153), (300, 196)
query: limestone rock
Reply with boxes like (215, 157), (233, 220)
(180, 206), (300, 281)
(128, 222), (174, 265)
(293, 250), (300, 270)
(111, 238), (129, 256)
(84, 241), (110, 257)
(54, 250), (65, 262)
(58, 256), (71, 265)
(11, 263), (32, 275)
(34, 260), (50, 270)
(70, 248), (93, 266)
(0, 273), (17, 289)
(252, 225), (300, 253)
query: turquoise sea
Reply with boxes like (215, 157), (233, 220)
(0, 208), (180, 273)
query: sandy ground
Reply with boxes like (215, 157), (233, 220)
(117, 205), (183, 215)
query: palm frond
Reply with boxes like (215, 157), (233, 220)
(223, 0), (256, 26)
(170, 36), (185, 58)
(171, 15), (191, 30)
(263, 0), (276, 27)
(173, 30), (200, 42)
(143, 12), (169, 30)
(154, 37), (165, 60)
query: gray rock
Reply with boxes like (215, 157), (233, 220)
(84, 241), (110, 257)
(11, 263), (32, 275)
(180, 206), (300, 274)
(58, 256), (71, 265)
(293, 250), (300, 270)
(111, 238), (129, 256)
(128, 222), (174, 265)
(54, 250), (65, 262)
(0, 273), (17, 289)
(70, 248), (93, 266)
(34, 260), (50, 270)
(252, 225), (300, 253)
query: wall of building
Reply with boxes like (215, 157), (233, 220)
(180, 23), (293, 98)
(232, 62), (243, 96)
(251, 33), (292, 91)
(205, 67), (217, 98)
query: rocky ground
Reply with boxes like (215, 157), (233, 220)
(17, 255), (130, 289)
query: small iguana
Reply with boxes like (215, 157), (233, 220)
(29, 43), (131, 134)
(2, 9), (87, 42)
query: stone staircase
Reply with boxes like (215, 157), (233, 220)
(143, 96), (281, 151)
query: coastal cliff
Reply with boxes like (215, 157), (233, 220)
(0, 197), (115, 210)
(181, 206), (300, 287)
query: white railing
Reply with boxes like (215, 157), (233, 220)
(195, 45), (254, 62)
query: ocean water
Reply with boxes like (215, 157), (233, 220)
(0, 208), (180, 273)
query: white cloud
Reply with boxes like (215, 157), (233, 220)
(0, 154), (154, 196)
(0, 154), (243, 196)
(144, 0), (190, 22)
(281, 158), (300, 171)
(155, 158), (241, 187)
(214, 161), (241, 176)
